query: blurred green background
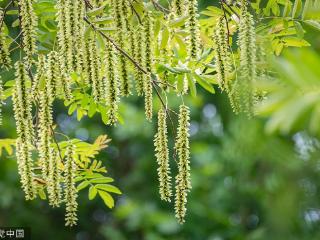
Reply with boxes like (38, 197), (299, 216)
(2, 0), (320, 239)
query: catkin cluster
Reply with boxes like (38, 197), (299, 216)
(104, 41), (120, 125)
(45, 51), (61, 98)
(48, 147), (62, 207)
(32, 55), (46, 99)
(0, 21), (11, 69)
(64, 143), (78, 227)
(37, 57), (55, 179)
(56, 0), (85, 74)
(174, 104), (191, 224)
(18, 0), (38, 65)
(213, 17), (232, 91)
(172, 0), (185, 16)
(133, 26), (145, 96)
(235, 1), (257, 115)
(112, 0), (131, 96)
(86, 34), (103, 103)
(154, 108), (172, 202)
(13, 61), (35, 200)
(186, 0), (201, 60)
(0, 76), (3, 125)
(143, 12), (154, 121)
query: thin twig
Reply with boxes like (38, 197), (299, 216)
(129, 0), (142, 24)
(150, 0), (170, 14)
(220, 0), (230, 45)
(0, 0), (14, 30)
(221, 0), (240, 19)
(50, 125), (64, 163)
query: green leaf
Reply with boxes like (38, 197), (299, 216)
(6, 10), (19, 15)
(98, 190), (115, 208)
(90, 177), (114, 184)
(95, 184), (122, 194)
(68, 103), (77, 115)
(292, 0), (302, 18)
(303, 20), (320, 31)
(187, 73), (197, 97)
(194, 74), (215, 94)
(294, 21), (304, 38)
(87, 2), (108, 16)
(160, 27), (170, 49)
(88, 186), (98, 200)
(97, 27), (117, 33)
(77, 181), (90, 191)
(282, 37), (310, 47)
(169, 15), (189, 28)
(38, 188), (47, 200)
(93, 17), (113, 25)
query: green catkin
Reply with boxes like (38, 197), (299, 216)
(64, 143), (78, 226)
(104, 41), (120, 125)
(133, 26), (144, 96)
(45, 51), (61, 98)
(235, 1), (257, 115)
(143, 12), (154, 121)
(112, 0), (130, 96)
(48, 147), (62, 207)
(174, 104), (191, 224)
(144, 74), (153, 121)
(0, 76), (3, 125)
(73, 0), (86, 74)
(182, 75), (189, 95)
(13, 61), (35, 200)
(18, 0), (38, 65)
(32, 55), (46, 99)
(56, 0), (73, 74)
(159, 27), (172, 90)
(38, 84), (54, 179)
(0, 22), (11, 69)
(154, 108), (172, 202)
(172, 0), (185, 16)
(62, 75), (73, 101)
(213, 17), (232, 91)
(87, 35), (103, 103)
(186, 0), (201, 60)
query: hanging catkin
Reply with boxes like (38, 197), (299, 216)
(235, 0), (257, 115)
(13, 61), (35, 200)
(48, 147), (62, 207)
(213, 17), (232, 91)
(174, 104), (191, 224)
(45, 51), (61, 98)
(73, 0), (86, 74)
(64, 143), (78, 226)
(37, 82), (54, 179)
(133, 26), (144, 96)
(0, 23), (11, 69)
(154, 108), (172, 202)
(56, 0), (73, 73)
(172, 0), (185, 17)
(32, 55), (46, 99)
(186, 0), (201, 60)
(0, 76), (3, 125)
(18, 0), (38, 65)
(143, 12), (154, 121)
(86, 34), (103, 103)
(112, 0), (131, 96)
(104, 41), (120, 125)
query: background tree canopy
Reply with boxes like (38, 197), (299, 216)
(1, 0), (320, 239)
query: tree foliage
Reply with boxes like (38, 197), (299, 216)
(0, 0), (319, 226)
